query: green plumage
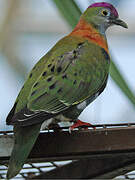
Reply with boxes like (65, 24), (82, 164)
(7, 124), (41, 178)
(6, 3), (127, 178)
(7, 35), (109, 178)
(16, 36), (109, 114)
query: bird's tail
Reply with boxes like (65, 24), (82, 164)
(7, 123), (41, 179)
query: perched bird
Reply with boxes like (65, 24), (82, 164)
(6, 2), (128, 178)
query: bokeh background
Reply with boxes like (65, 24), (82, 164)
(1, 0), (135, 131)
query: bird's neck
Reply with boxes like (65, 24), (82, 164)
(70, 18), (108, 53)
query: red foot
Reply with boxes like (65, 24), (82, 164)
(69, 120), (96, 133)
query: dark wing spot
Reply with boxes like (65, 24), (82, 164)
(74, 73), (77, 76)
(62, 74), (68, 79)
(73, 50), (77, 58)
(47, 77), (52, 82)
(33, 82), (39, 87)
(57, 88), (62, 93)
(73, 80), (77, 85)
(29, 73), (32, 78)
(42, 72), (47, 76)
(78, 42), (84, 47)
(101, 48), (110, 61)
(48, 64), (52, 68)
(31, 91), (36, 96)
(49, 83), (56, 90)
(51, 65), (55, 72)
(57, 66), (62, 73)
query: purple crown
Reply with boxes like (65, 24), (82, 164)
(88, 2), (119, 17)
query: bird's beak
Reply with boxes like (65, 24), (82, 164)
(112, 18), (128, 29)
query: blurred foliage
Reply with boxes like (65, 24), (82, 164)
(53, 0), (135, 107)
(110, 60), (135, 106)
(0, 0), (28, 79)
(52, 0), (81, 27)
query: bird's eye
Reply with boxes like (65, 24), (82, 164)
(101, 10), (109, 16)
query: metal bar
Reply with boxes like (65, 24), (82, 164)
(0, 122), (135, 134)
(1, 126), (135, 163)
(30, 155), (135, 179)
(29, 127), (135, 160)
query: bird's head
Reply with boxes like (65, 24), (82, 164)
(82, 2), (128, 33)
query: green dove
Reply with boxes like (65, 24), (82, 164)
(6, 2), (128, 179)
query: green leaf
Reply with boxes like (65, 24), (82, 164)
(110, 60), (135, 106)
(52, 0), (81, 28)
(52, 0), (135, 107)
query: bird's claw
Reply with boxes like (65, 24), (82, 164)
(69, 119), (96, 133)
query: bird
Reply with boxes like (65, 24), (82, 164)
(6, 2), (128, 178)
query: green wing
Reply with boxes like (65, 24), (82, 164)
(7, 36), (109, 126)
(28, 39), (109, 113)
